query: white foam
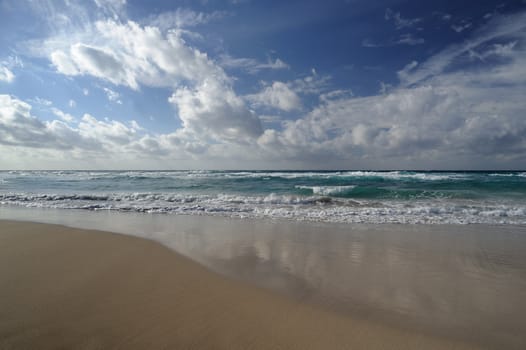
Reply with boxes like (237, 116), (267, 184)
(1, 192), (525, 225)
(296, 185), (356, 196)
(339, 171), (465, 181)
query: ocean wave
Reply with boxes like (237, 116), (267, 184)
(339, 171), (467, 181)
(296, 185), (356, 196)
(1, 191), (525, 225)
(1, 170), (468, 181)
(489, 172), (526, 178)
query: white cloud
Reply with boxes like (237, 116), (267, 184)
(103, 87), (122, 104)
(0, 95), (86, 150)
(69, 99), (77, 108)
(52, 42), (136, 88)
(470, 41), (517, 61)
(50, 50), (80, 75)
(32, 97), (53, 106)
(52, 107), (75, 123)
(398, 11), (526, 87)
(0, 66), (15, 83)
(220, 55), (289, 74)
(43, 19), (262, 145)
(397, 60), (419, 83)
(319, 89), (353, 102)
(246, 81), (301, 112)
(0, 94), (182, 161)
(256, 81), (526, 167)
(9, 5), (526, 169)
(78, 113), (137, 145)
(253, 12), (526, 168)
(169, 78), (262, 141)
(48, 21), (218, 90)
(288, 72), (331, 95)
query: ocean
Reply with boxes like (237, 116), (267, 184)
(1, 170), (525, 224)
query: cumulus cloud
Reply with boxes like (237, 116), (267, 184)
(43, 19), (262, 145)
(253, 11), (526, 168)
(51, 42), (136, 88)
(246, 81), (301, 112)
(48, 20), (223, 89)
(169, 78), (262, 141)
(78, 113), (138, 145)
(52, 107), (75, 123)
(0, 94), (190, 160)
(0, 95), (85, 149)
(8, 4), (526, 169)
(257, 83), (526, 167)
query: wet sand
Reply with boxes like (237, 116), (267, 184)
(0, 220), (481, 350)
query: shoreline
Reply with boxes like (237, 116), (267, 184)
(0, 220), (481, 349)
(1, 207), (526, 348)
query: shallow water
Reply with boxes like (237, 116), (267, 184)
(1, 206), (525, 348)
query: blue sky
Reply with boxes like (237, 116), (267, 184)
(1, 0), (525, 169)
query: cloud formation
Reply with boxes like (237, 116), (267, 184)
(0, 95), (87, 150)
(0, 94), (198, 164)
(246, 81), (301, 112)
(169, 78), (262, 141)
(45, 19), (262, 145)
(0, 66), (15, 83)
(2, 2), (526, 169)
(398, 11), (526, 87)
(219, 55), (289, 74)
(254, 12), (526, 168)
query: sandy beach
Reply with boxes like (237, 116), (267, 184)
(0, 220), (485, 349)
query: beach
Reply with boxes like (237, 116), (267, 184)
(1, 207), (526, 349)
(3, 0), (526, 345)
(0, 219), (491, 350)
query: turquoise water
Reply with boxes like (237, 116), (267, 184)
(1, 170), (525, 224)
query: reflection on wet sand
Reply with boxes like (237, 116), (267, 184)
(166, 220), (526, 348)
(1, 207), (525, 349)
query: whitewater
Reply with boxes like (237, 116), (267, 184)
(1, 170), (525, 224)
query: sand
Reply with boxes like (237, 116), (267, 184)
(0, 220), (481, 349)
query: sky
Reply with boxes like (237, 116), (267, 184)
(0, 0), (526, 170)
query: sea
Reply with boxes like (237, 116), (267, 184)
(1, 170), (525, 225)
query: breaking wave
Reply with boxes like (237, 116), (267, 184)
(1, 191), (525, 225)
